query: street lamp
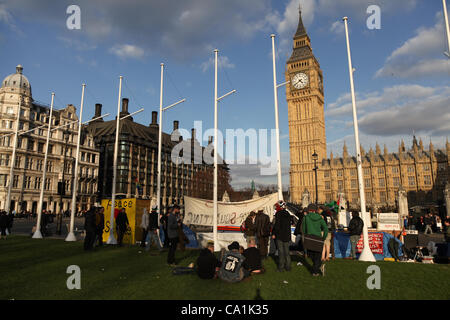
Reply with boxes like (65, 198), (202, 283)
(57, 129), (70, 235)
(312, 150), (318, 205)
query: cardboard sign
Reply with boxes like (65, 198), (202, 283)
(356, 232), (384, 254)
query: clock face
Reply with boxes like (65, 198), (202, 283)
(292, 72), (309, 89)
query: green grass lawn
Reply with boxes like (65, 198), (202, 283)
(1, 235), (449, 300)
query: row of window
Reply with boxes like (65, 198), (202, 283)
(324, 175), (433, 190)
(323, 164), (434, 178)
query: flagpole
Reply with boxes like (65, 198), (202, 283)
(107, 76), (123, 245)
(32, 92), (55, 239)
(213, 49), (219, 251)
(5, 67), (24, 214)
(157, 63), (164, 223)
(271, 34), (287, 201)
(343, 17), (375, 262)
(213, 50), (236, 251)
(443, 0), (450, 57)
(66, 84), (85, 241)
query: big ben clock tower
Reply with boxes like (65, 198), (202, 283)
(286, 8), (326, 204)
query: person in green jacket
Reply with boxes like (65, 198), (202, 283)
(302, 204), (328, 276)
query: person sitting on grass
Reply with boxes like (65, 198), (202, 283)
(218, 241), (249, 283)
(196, 241), (221, 279)
(243, 238), (264, 274)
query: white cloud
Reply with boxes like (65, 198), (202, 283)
(109, 44), (145, 60)
(376, 12), (449, 78)
(330, 20), (345, 35)
(200, 55), (235, 73)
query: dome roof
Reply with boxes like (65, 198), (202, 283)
(1, 65), (32, 96)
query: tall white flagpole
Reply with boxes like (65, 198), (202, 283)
(32, 92), (55, 239)
(157, 63), (164, 223)
(343, 17), (375, 262)
(107, 76), (123, 245)
(5, 67), (24, 214)
(443, 0), (450, 57)
(66, 84), (85, 241)
(271, 34), (284, 201)
(213, 49), (219, 250)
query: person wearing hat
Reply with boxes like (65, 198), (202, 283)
(302, 203), (328, 276)
(196, 241), (221, 279)
(146, 205), (163, 252)
(272, 200), (293, 272)
(218, 241), (248, 282)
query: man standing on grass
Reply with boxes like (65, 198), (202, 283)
(166, 206), (179, 266)
(272, 200), (293, 272)
(140, 208), (150, 248)
(146, 205), (163, 252)
(116, 208), (129, 247)
(84, 207), (97, 251)
(302, 204), (328, 277)
(347, 211), (363, 259)
(95, 206), (105, 247)
(255, 209), (271, 259)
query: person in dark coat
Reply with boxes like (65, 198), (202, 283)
(83, 207), (97, 251)
(347, 211), (364, 259)
(0, 211), (8, 239)
(146, 206), (163, 252)
(196, 241), (221, 279)
(271, 200), (293, 272)
(115, 208), (129, 247)
(6, 212), (13, 235)
(243, 211), (256, 245)
(254, 209), (271, 258)
(95, 207), (105, 247)
(160, 210), (169, 248)
(166, 206), (179, 266)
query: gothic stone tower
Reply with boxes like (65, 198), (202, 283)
(286, 9), (326, 204)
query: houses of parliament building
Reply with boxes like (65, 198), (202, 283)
(286, 9), (450, 209)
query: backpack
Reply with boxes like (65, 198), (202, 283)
(240, 220), (247, 233)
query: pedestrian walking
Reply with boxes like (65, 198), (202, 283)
(347, 211), (364, 259)
(115, 208), (129, 247)
(302, 203), (328, 277)
(271, 200), (293, 272)
(424, 213), (433, 234)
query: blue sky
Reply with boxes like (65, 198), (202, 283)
(1, 0), (449, 189)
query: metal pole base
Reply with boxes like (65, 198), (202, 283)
(65, 232), (77, 242)
(358, 246), (376, 262)
(106, 234), (117, 245)
(32, 230), (43, 239)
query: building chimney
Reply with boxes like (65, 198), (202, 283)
(191, 128), (196, 140)
(150, 111), (158, 128)
(119, 98), (132, 121)
(208, 136), (213, 145)
(173, 120), (179, 131)
(92, 103), (104, 122)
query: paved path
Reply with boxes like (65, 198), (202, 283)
(9, 217), (85, 240)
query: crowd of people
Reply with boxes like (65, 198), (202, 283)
(405, 212), (444, 234)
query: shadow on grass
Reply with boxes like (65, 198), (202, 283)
(291, 252), (314, 274)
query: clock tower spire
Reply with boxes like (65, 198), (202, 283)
(285, 8), (326, 204)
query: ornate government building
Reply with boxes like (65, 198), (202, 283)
(286, 10), (450, 209)
(0, 65), (99, 213)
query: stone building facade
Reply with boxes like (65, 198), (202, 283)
(286, 11), (450, 208)
(0, 65), (99, 213)
(86, 99), (231, 210)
